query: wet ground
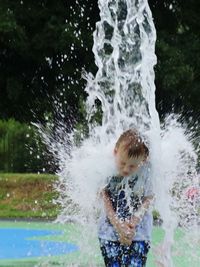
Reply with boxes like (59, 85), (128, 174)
(0, 221), (199, 267)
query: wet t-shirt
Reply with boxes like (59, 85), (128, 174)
(98, 162), (153, 241)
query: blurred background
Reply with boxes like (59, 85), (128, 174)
(0, 0), (200, 221)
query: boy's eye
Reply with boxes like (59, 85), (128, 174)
(120, 162), (125, 166)
(130, 165), (135, 168)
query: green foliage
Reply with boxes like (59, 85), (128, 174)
(152, 209), (161, 222)
(0, 119), (27, 172)
(149, 0), (200, 119)
(0, 0), (99, 123)
(0, 119), (53, 173)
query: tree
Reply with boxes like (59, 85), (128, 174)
(149, 0), (200, 120)
(0, 0), (99, 124)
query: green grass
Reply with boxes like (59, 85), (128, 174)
(0, 173), (60, 219)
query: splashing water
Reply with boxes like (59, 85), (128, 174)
(35, 0), (199, 266)
(85, 0), (158, 135)
(154, 116), (200, 267)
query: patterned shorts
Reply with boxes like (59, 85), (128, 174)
(99, 238), (150, 267)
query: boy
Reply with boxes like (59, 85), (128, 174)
(98, 129), (154, 267)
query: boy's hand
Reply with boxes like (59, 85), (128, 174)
(114, 220), (136, 245)
(129, 216), (140, 227)
(119, 233), (133, 246)
(115, 216), (141, 245)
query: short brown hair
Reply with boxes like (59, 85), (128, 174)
(115, 129), (149, 159)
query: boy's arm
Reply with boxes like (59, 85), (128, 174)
(101, 189), (133, 237)
(130, 195), (154, 225)
(101, 189), (119, 228)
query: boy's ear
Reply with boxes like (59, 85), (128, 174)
(142, 155), (148, 164)
(113, 147), (117, 155)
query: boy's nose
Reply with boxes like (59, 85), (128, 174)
(123, 166), (130, 175)
(123, 165), (130, 171)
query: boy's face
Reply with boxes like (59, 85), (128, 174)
(114, 144), (145, 177)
